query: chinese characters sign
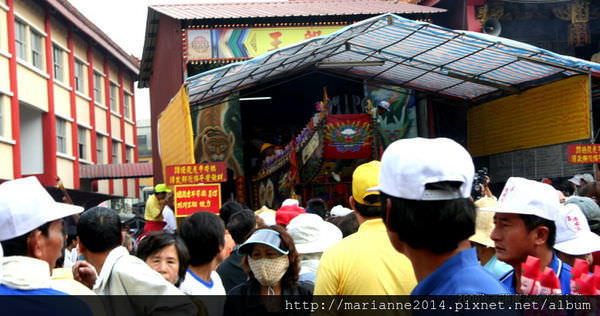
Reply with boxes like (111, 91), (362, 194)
(174, 184), (221, 217)
(568, 144), (600, 164)
(186, 26), (344, 61)
(166, 163), (227, 186)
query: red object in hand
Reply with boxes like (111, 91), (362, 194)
(593, 265), (600, 295)
(520, 256), (541, 294)
(575, 273), (596, 295)
(539, 267), (561, 294)
(571, 258), (590, 294)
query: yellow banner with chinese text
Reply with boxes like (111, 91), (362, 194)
(468, 75), (590, 157)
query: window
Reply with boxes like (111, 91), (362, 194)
(109, 83), (118, 112)
(137, 135), (147, 146)
(126, 147), (133, 163)
(78, 128), (87, 160)
(96, 135), (104, 164)
(56, 118), (67, 154)
(31, 31), (43, 70)
(53, 45), (64, 82)
(124, 93), (131, 119)
(75, 61), (84, 93)
(112, 141), (120, 164)
(15, 21), (26, 59)
(93, 72), (103, 103)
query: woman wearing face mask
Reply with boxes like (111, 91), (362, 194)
(224, 225), (312, 315)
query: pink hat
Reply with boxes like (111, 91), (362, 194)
(276, 205), (306, 226)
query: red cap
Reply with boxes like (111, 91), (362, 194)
(276, 205), (306, 226)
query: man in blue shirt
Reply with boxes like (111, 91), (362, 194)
(371, 137), (508, 295)
(487, 177), (571, 294)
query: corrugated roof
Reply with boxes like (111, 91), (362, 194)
(186, 13), (600, 104)
(150, 0), (445, 20)
(80, 163), (153, 180)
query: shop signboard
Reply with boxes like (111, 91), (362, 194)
(567, 144), (600, 164)
(166, 162), (227, 185)
(174, 184), (221, 217)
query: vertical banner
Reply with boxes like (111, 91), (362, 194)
(323, 114), (373, 159)
(366, 85), (418, 148)
(192, 93), (246, 203)
(174, 184), (221, 217)
(158, 85), (196, 181)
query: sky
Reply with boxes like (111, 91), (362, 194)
(68, 0), (279, 121)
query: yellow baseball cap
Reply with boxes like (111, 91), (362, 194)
(352, 161), (381, 206)
(154, 183), (171, 193)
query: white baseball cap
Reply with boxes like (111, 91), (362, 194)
(481, 177), (559, 221)
(330, 205), (353, 217)
(378, 101), (391, 111)
(287, 213), (342, 254)
(568, 174), (583, 186)
(554, 204), (600, 256)
(0, 177), (83, 241)
(368, 137), (474, 200)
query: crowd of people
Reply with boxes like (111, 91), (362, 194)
(1, 136), (600, 315)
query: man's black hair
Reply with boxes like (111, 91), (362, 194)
(180, 212), (225, 266)
(227, 210), (256, 245)
(519, 214), (556, 248)
(382, 181), (476, 255)
(219, 201), (245, 226)
(77, 207), (122, 253)
(306, 198), (328, 219)
(0, 222), (50, 257)
(354, 194), (381, 218)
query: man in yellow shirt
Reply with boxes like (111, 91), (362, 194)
(314, 161), (417, 295)
(143, 183), (170, 234)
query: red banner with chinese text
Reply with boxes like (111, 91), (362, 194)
(174, 184), (221, 217)
(323, 114), (372, 159)
(568, 144), (600, 164)
(166, 162), (227, 186)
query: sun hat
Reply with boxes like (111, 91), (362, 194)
(238, 229), (289, 255)
(287, 213), (342, 254)
(0, 177), (84, 241)
(554, 204), (600, 256)
(565, 196), (600, 235)
(469, 197), (499, 248)
(154, 183), (171, 193)
(330, 205), (353, 217)
(481, 177), (559, 221)
(352, 161), (381, 206)
(368, 137), (474, 200)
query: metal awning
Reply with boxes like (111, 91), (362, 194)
(80, 163), (153, 180)
(187, 13), (600, 105)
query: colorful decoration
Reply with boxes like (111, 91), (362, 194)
(186, 26), (344, 61)
(324, 114), (372, 159)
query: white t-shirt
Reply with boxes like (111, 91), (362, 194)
(162, 205), (176, 233)
(179, 269), (225, 295)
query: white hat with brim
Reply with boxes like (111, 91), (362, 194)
(0, 177), (83, 241)
(287, 213), (342, 254)
(479, 177), (559, 222)
(554, 204), (600, 256)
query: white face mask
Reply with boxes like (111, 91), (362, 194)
(248, 255), (290, 288)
